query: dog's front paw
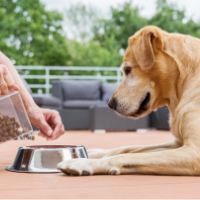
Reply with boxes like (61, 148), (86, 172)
(87, 148), (110, 159)
(57, 158), (94, 176)
(57, 157), (121, 176)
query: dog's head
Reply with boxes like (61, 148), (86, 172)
(108, 26), (172, 118)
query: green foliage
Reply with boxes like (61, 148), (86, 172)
(93, 1), (148, 51)
(66, 39), (122, 67)
(2, 0), (200, 93)
(50, 39), (122, 80)
(65, 3), (99, 41)
(2, 0), (200, 69)
(0, 0), (70, 66)
(148, 0), (200, 37)
(92, 0), (200, 54)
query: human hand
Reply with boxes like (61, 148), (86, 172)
(0, 64), (19, 94)
(27, 105), (65, 140)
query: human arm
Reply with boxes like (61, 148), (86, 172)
(0, 51), (64, 140)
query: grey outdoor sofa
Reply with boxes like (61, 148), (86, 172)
(52, 80), (150, 131)
(22, 77), (170, 131)
(150, 106), (170, 130)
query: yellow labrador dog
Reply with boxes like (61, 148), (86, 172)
(58, 25), (200, 176)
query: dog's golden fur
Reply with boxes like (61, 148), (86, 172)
(58, 26), (200, 176)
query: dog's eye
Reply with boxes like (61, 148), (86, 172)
(124, 67), (131, 75)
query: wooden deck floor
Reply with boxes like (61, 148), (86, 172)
(0, 130), (200, 199)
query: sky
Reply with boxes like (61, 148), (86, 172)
(41, 0), (200, 20)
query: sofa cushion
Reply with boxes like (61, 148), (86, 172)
(32, 95), (61, 107)
(62, 80), (101, 101)
(63, 100), (106, 108)
(101, 83), (119, 103)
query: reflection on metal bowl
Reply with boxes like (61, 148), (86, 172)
(6, 145), (88, 173)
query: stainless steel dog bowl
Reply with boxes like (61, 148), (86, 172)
(6, 145), (88, 173)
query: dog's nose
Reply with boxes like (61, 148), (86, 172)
(108, 98), (117, 110)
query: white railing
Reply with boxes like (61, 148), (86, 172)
(15, 66), (122, 95)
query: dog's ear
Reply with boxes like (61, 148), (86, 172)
(129, 28), (160, 71)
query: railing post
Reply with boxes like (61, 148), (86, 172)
(97, 70), (101, 82)
(46, 68), (50, 95)
(117, 68), (121, 84)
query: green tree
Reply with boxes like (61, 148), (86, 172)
(93, 1), (148, 51)
(52, 39), (123, 81)
(66, 39), (122, 67)
(148, 0), (200, 37)
(65, 3), (99, 41)
(0, 0), (71, 66)
(63, 1), (123, 79)
(3, 0), (200, 92)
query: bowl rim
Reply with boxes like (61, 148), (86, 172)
(21, 144), (85, 150)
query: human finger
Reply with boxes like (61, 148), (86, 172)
(38, 131), (52, 140)
(47, 111), (65, 140)
(38, 116), (53, 137)
(0, 64), (18, 91)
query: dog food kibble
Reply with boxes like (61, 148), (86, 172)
(16, 122), (21, 128)
(10, 116), (15, 121)
(0, 114), (31, 143)
(8, 124), (13, 130)
(2, 126), (7, 131)
(4, 132), (9, 137)
(23, 127), (29, 133)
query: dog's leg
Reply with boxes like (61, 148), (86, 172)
(58, 111), (200, 176)
(88, 140), (181, 159)
(58, 145), (200, 176)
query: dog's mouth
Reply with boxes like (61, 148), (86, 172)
(129, 92), (151, 117)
